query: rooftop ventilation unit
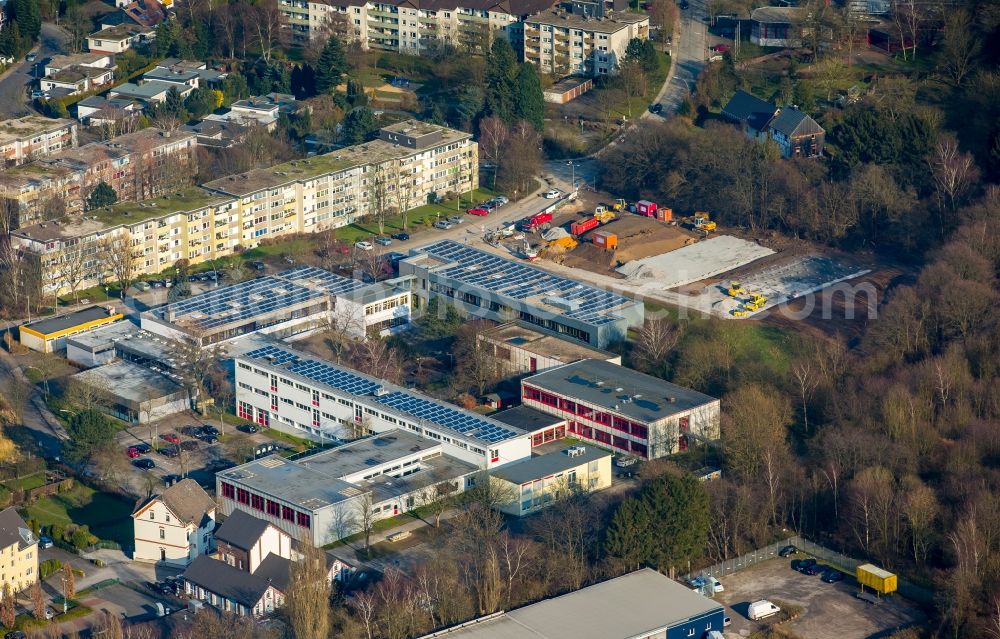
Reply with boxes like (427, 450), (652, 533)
(565, 446), (586, 458)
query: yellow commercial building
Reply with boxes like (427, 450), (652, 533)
(491, 445), (612, 517)
(19, 305), (124, 353)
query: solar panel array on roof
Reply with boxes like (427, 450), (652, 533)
(280, 266), (367, 297)
(243, 345), (522, 445)
(159, 276), (325, 330)
(417, 240), (631, 326)
(374, 391), (518, 444)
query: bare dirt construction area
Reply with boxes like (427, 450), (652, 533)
(548, 213), (700, 275)
(714, 559), (925, 639)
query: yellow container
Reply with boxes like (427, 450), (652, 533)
(856, 563), (897, 594)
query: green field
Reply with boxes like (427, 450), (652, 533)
(24, 484), (135, 547)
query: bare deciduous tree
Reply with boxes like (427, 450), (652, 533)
(632, 317), (680, 375)
(284, 537), (331, 639)
(97, 230), (140, 297)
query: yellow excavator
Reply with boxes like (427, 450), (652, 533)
(727, 281), (743, 297)
(613, 198), (628, 211)
(693, 212), (717, 232)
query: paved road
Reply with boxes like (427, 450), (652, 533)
(0, 23), (69, 117)
(656, 0), (709, 113)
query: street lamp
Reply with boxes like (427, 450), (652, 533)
(566, 161), (576, 188)
(60, 576), (68, 614)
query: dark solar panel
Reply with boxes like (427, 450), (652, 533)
(244, 346), (520, 444)
(418, 240), (632, 324)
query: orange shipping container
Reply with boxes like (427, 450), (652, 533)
(658, 207), (673, 221)
(593, 231), (617, 250)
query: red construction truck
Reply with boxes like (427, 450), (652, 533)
(519, 211), (553, 232)
(570, 217), (600, 236)
(634, 200), (658, 217)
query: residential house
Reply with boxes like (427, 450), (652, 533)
(721, 90), (825, 158)
(0, 116), (78, 167)
(109, 0), (168, 29)
(87, 23), (156, 54)
(181, 119), (252, 148)
(766, 105), (825, 158)
(75, 96), (141, 128)
(214, 509), (293, 573)
(0, 508), (39, 595)
(183, 554), (287, 617)
(749, 6), (807, 47)
(491, 445), (612, 516)
(40, 65), (115, 96)
(207, 93), (308, 129)
(132, 478), (217, 567)
(43, 53), (114, 76)
(109, 80), (194, 108)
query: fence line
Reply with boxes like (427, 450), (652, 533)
(684, 535), (934, 606)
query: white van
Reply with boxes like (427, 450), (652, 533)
(747, 599), (781, 620)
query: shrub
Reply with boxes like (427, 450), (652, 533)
(39, 559), (62, 580)
(71, 527), (95, 550)
(50, 524), (65, 542)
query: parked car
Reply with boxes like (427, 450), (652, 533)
(679, 0), (689, 8)
(794, 558), (817, 572)
(134, 442), (152, 454)
(202, 425), (219, 436)
(133, 458), (155, 470)
(433, 220), (453, 230)
(161, 433), (180, 444)
(25, 53), (36, 62)
(778, 544), (797, 557)
(249, 260), (266, 271)
(149, 280), (165, 288)
(198, 433), (219, 444)
(30, 90), (48, 100)
(238, 424), (259, 434)
(467, 207), (490, 216)
(133, 281), (151, 292)
(392, 232), (410, 241)
(649, 103), (664, 114)
(541, 189), (561, 199)
(821, 569), (844, 583)
(374, 236), (392, 246)
(39, 536), (53, 549)
(711, 43), (730, 53)
(492, 196), (509, 206)
(615, 456), (638, 468)
(6, 630), (28, 639)
(180, 440), (199, 452)
(804, 563), (827, 576)
(180, 425), (201, 437)
(355, 240), (374, 251)
(446, 215), (464, 225)
(158, 446), (180, 458)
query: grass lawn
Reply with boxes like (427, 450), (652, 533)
(14, 602), (92, 632)
(57, 285), (113, 306)
(23, 483), (135, 547)
(2, 473), (47, 491)
(322, 512), (419, 550)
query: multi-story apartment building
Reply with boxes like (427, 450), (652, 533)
(12, 121), (475, 297)
(523, 6), (649, 76)
(282, 0), (549, 54)
(0, 508), (39, 595)
(0, 116), (78, 167)
(0, 128), (197, 228)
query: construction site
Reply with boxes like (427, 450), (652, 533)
(481, 185), (875, 321)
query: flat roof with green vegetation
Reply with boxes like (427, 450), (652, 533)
(93, 187), (234, 226)
(0, 115), (74, 145)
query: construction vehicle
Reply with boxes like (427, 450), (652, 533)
(613, 198), (628, 211)
(595, 204), (608, 215)
(594, 208), (617, 225)
(744, 293), (767, 311)
(519, 212), (553, 232)
(731, 309), (748, 318)
(727, 281), (743, 297)
(517, 237), (538, 260)
(571, 217), (600, 236)
(693, 212), (717, 232)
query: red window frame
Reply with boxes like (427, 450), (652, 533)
(282, 506), (295, 522)
(266, 500), (280, 516)
(221, 482), (235, 499)
(236, 488), (250, 505)
(251, 494), (264, 511)
(296, 512), (311, 528)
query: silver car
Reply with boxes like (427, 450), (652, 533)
(433, 220), (453, 230)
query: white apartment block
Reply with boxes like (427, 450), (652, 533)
(0, 116), (78, 167)
(282, 0), (540, 53)
(235, 344), (532, 468)
(12, 121), (476, 297)
(523, 7), (649, 76)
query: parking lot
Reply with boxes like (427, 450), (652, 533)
(713, 558), (925, 639)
